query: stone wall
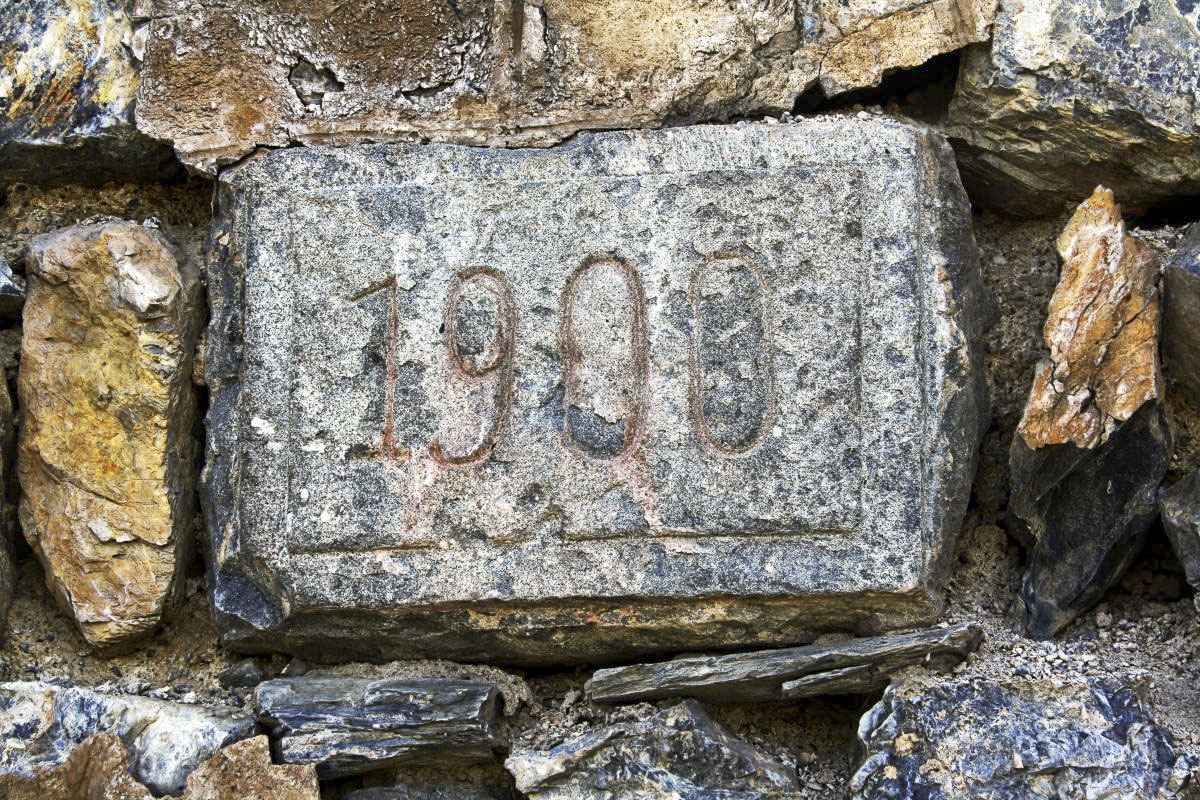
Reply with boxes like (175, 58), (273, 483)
(1, 1), (1199, 797)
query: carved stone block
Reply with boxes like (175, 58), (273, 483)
(203, 121), (989, 664)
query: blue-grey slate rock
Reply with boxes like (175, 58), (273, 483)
(1160, 468), (1200, 594)
(948, 0), (1200, 216)
(850, 677), (1193, 800)
(1163, 224), (1200, 398)
(586, 623), (982, 703)
(255, 676), (501, 778)
(1010, 402), (1171, 638)
(218, 658), (267, 690)
(506, 699), (801, 800)
(0, 680), (255, 795)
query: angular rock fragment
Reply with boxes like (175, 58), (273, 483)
(1162, 224), (1200, 398)
(0, 681), (256, 795)
(18, 221), (204, 651)
(1016, 188), (1162, 451)
(1159, 469), (1200, 594)
(218, 658), (267, 690)
(205, 120), (990, 665)
(506, 699), (800, 799)
(1010, 188), (1169, 638)
(850, 678), (1194, 800)
(135, 0), (995, 172)
(947, 0), (1200, 216)
(0, 0), (179, 184)
(586, 623), (982, 704)
(255, 677), (501, 778)
(180, 737), (320, 800)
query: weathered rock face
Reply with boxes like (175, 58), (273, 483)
(204, 120), (990, 665)
(134, 0), (996, 173)
(180, 737), (320, 800)
(255, 677), (502, 778)
(506, 699), (800, 799)
(0, 681), (256, 795)
(1010, 189), (1169, 638)
(18, 221), (204, 651)
(1162, 223), (1200, 398)
(0, 735), (320, 800)
(0, 734), (155, 800)
(947, 0), (1200, 217)
(0, 0), (179, 184)
(1159, 469), (1200, 594)
(850, 678), (1194, 800)
(586, 623), (983, 704)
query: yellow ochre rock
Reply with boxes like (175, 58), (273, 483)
(1017, 187), (1162, 450)
(18, 221), (202, 652)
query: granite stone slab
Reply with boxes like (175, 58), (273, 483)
(203, 120), (990, 665)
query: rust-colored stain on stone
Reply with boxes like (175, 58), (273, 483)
(1017, 187), (1162, 450)
(17, 222), (203, 652)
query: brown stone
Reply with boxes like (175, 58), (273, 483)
(134, 0), (995, 173)
(18, 221), (203, 651)
(1016, 187), (1162, 451)
(0, 734), (152, 800)
(814, 0), (996, 96)
(181, 737), (320, 800)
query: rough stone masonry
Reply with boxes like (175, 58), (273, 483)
(204, 119), (990, 665)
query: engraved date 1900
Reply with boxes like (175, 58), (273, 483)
(362, 253), (775, 467)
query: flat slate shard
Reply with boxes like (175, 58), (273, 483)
(586, 623), (982, 703)
(255, 677), (501, 778)
(204, 120), (991, 665)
